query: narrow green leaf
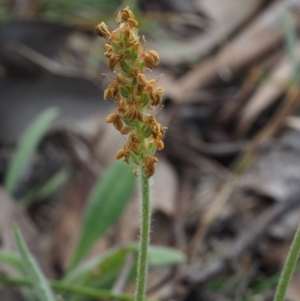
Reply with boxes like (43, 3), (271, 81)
(13, 225), (56, 301)
(69, 161), (136, 270)
(128, 244), (187, 266)
(19, 168), (70, 208)
(148, 246), (187, 266)
(0, 250), (24, 274)
(66, 247), (130, 290)
(65, 244), (186, 287)
(4, 107), (60, 194)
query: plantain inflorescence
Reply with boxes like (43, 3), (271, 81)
(96, 7), (164, 177)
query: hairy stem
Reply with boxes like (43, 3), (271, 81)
(135, 168), (151, 301)
(274, 223), (300, 301)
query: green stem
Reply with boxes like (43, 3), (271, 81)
(135, 168), (151, 301)
(274, 223), (300, 301)
(0, 276), (155, 301)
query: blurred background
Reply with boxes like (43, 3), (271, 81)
(1, 0), (300, 300)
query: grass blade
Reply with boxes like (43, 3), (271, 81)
(0, 250), (24, 274)
(4, 107), (60, 194)
(69, 160), (136, 270)
(19, 168), (70, 208)
(13, 225), (56, 301)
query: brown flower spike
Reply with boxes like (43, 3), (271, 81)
(96, 7), (164, 177)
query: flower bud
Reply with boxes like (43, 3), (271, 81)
(144, 50), (159, 69)
(144, 156), (158, 176)
(106, 113), (117, 123)
(104, 44), (113, 51)
(108, 56), (118, 70)
(136, 73), (148, 85)
(116, 6), (135, 23)
(113, 115), (123, 131)
(116, 149), (125, 160)
(95, 22), (111, 39)
(120, 126), (133, 135)
(127, 18), (138, 28)
(156, 139), (164, 150)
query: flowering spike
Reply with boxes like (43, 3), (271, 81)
(96, 7), (164, 177)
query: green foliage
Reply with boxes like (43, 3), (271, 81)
(13, 225), (56, 301)
(273, 224), (300, 301)
(65, 243), (186, 288)
(65, 246), (131, 288)
(0, 250), (24, 274)
(0, 275), (155, 301)
(144, 245), (187, 266)
(69, 160), (136, 270)
(4, 107), (59, 195)
(20, 168), (70, 208)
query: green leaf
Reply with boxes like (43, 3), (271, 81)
(65, 247), (130, 289)
(0, 250), (24, 274)
(69, 161), (136, 270)
(19, 168), (70, 208)
(127, 244), (187, 266)
(148, 246), (187, 266)
(0, 275), (157, 301)
(65, 244), (186, 287)
(4, 107), (60, 194)
(13, 225), (56, 301)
